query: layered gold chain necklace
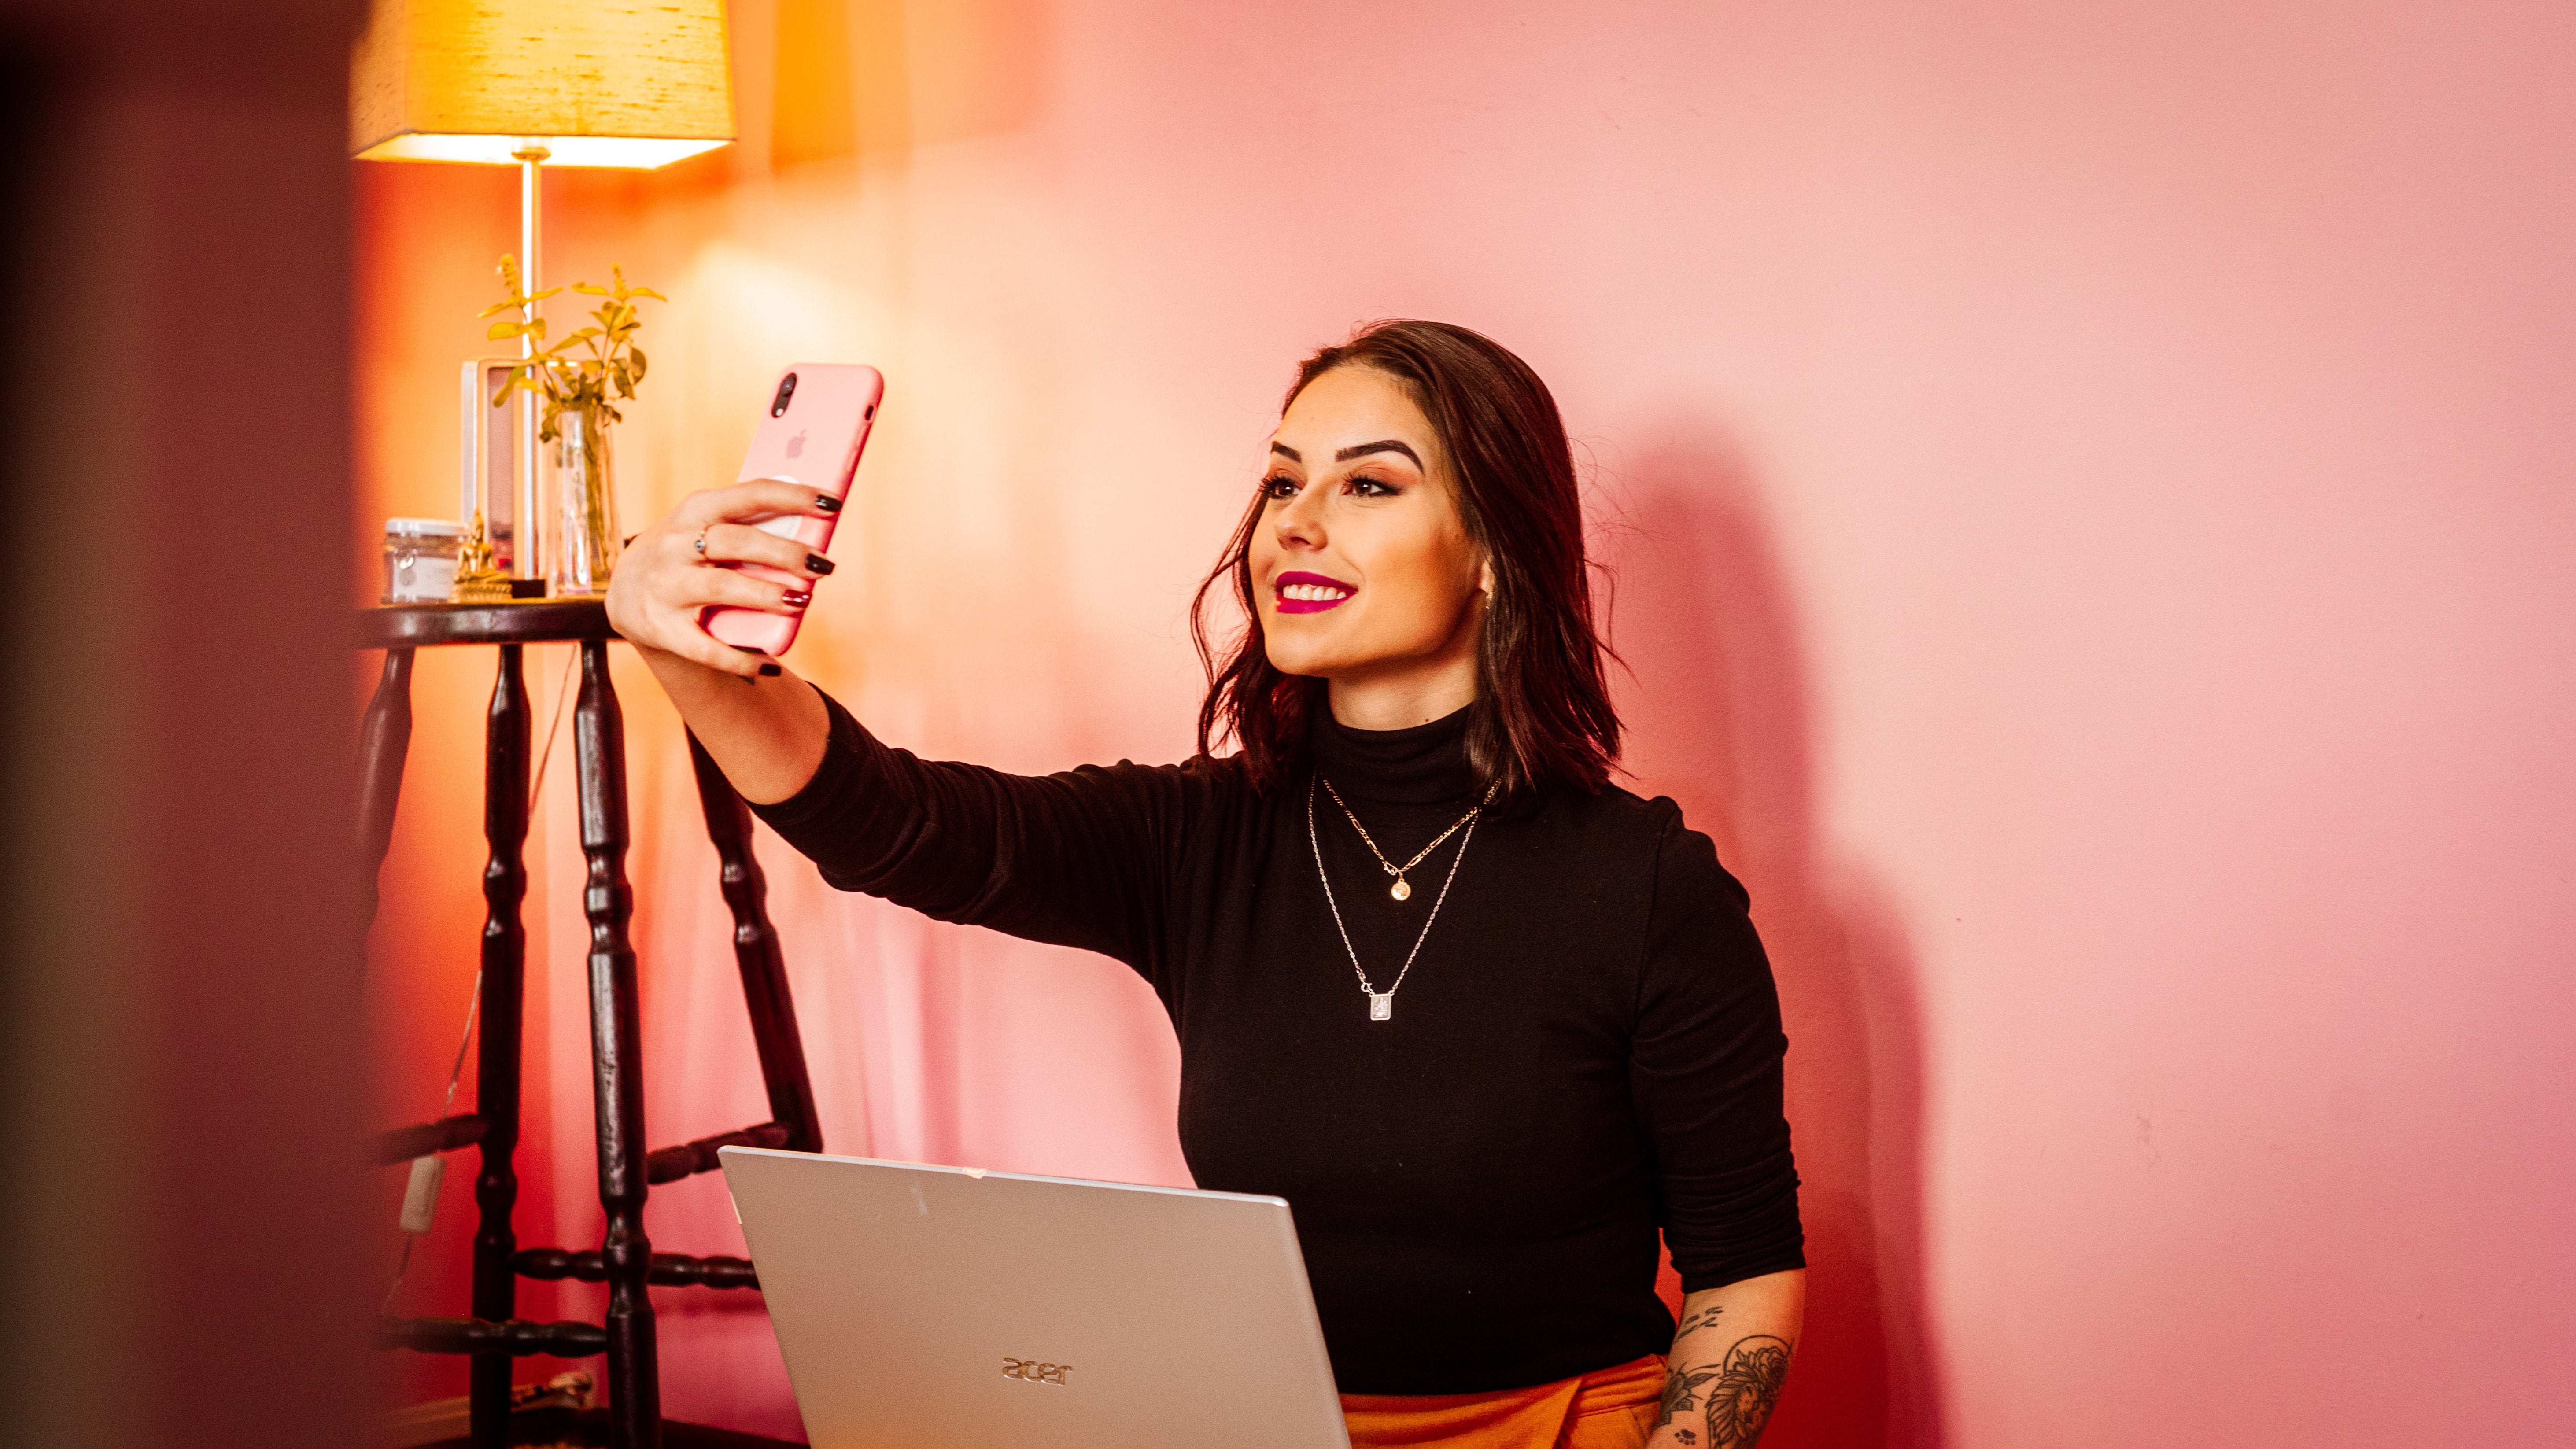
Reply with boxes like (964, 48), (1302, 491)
(1307, 776), (1497, 1021)
(1319, 777), (1487, 901)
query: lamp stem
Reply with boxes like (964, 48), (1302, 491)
(514, 144), (550, 583)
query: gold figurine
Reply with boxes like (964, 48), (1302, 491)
(447, 510), (514, 604)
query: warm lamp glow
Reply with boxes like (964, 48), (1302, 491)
(350, 0), (735, 169)
(357, 135), (730, 169)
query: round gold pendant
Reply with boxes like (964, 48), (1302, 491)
(1390, 878), (1412, 902)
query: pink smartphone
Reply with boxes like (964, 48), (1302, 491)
(701, 364), (884, 656)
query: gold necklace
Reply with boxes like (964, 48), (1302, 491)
(1307, 776), (1484, 1021)
(1318, 777), (1495, 901)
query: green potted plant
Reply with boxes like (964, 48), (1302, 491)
(481, 256), (665, 596)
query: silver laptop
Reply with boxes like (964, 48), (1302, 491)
(720, 1147), (1352, 1449)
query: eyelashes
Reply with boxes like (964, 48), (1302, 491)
(1258, 474), (1401, 500)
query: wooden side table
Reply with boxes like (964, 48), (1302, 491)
(358, 600), (822, 1449)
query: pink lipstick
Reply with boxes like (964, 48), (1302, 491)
(1273, 570), (1356, 614)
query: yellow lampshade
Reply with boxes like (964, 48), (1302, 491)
(351, 0), (735, 169)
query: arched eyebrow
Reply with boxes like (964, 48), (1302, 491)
(1336, 440), (1422, 468)
(1268, 439), (1424, 468)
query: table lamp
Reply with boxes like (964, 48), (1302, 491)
(351, 0), (734, 598)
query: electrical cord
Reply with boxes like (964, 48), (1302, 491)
(384, 967), (480, 1314)
(381, 643), (579, 1314)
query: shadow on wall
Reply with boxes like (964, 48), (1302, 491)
(1606, 420), (1945, 1449)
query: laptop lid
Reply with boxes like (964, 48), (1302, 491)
(720, 1147), (1352, 1449)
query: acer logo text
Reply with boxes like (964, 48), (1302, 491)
(1001, 1358), (1071, 1386)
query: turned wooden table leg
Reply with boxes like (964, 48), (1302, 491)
(469, 645), (532, 1448)
(573, 639), (660, 1449)
(686, 730), (824, 1154)
(357, 647), (415, 931)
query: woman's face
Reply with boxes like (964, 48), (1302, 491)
(1250, 366), (1489, 690)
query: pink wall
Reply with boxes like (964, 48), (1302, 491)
(359, 2), (2576, 1443)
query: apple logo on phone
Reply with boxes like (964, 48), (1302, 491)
(785, 429), (807, 459)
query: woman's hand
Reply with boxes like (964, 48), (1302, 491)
(605, 479), (839, 678)
(606, 479), (840, 803)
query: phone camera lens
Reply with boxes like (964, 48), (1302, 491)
(771, 372), (799, 417)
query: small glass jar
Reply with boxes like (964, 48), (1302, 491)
(383, 517), (465, 603)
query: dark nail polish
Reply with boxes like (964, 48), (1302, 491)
(758, 662), (783, 677)
(813, 494), (842, 514)
(806, 554), (836, 576)
(782, 589), (813, 607)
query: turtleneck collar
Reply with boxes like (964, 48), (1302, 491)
(1307, 702), (1478, 805)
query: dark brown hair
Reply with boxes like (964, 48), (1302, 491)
(1191, 319), (1621, 799)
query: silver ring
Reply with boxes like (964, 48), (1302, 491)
(693, 524), (711, 557)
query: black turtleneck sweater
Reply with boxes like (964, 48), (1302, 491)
(749, 690), (1804, 1394)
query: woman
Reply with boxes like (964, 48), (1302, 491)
(606, 321), (1805, 1449)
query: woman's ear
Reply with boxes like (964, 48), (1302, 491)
(1479, 557), (1497, 597)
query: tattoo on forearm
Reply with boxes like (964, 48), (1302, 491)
(1704, 1335), (1792, 1446)
(1673, 1305), (1726, 1340)
(1656, 1334), (1793, 1448)
(1656, 1359), (1714, 1441)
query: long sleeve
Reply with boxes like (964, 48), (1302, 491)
(746, 692), (1802, 1391)
(1628, 815), (1806, 1292)
(746, 687), (1219, 976)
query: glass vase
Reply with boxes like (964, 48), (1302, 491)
(550, 404), (621, 597)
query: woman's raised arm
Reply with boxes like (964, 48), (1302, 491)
(604, 479), (838, 804)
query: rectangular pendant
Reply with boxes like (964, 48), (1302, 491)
(1369, 992), (1394, 1021)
